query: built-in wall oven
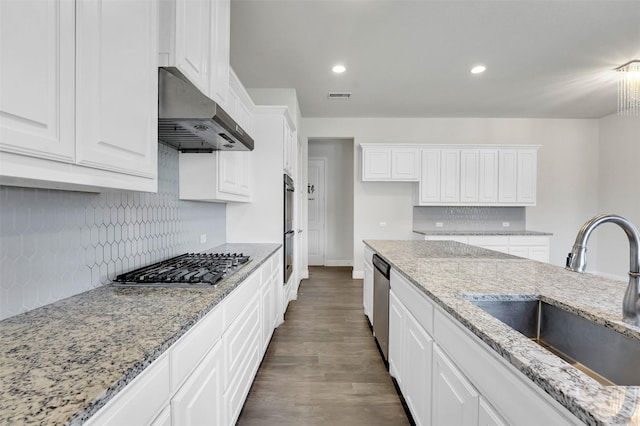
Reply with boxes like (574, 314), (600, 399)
(284, 174), (295, 284)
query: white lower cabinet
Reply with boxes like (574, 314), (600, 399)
(363, 247), (374, 325)
(171, 341), (225, 426)
(388, 266), (581, 426)
(84, 354), (170, 426)
(414, 234), (550, 263)
(87, 249), (283, 425)
(478, 398), (507, 426)
(432, 345), (479, 426)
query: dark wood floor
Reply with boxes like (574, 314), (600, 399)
(237, 266), (409, 426)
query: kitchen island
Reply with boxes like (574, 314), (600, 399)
(0, 243), (281, 425)
(366, 239), (640, 426)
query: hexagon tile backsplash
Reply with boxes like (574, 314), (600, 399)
(0, 144), (226, 320)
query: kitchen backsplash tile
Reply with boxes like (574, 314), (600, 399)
(0, 143), (226, 320)
(413, 206), (526, 232)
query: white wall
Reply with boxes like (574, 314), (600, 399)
(247, 88), (302, 131)
(596, 114), (640, 280)
(308, 139), (354, 266)
(300, 117), (600, 277)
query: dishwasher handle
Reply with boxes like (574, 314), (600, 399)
(372, 254), (390, 279)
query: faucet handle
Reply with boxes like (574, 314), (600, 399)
(566, 252), (573, 268)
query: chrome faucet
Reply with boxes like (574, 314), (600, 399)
(566, 214), (640, 326)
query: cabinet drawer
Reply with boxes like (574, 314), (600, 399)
(225, 337), (261, 425)
(508, 236), (549, 246)
(390, 269), (434, 334)
(224, 294), (260, 388)
(86, 354), (170, 426)
(224, 268), (261, 328)
(468, 236), (509, 247)
(170, 304), (224, 391)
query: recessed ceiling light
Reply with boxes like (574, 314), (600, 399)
(332, 64), (346, 74)
(471, 65), (486, 74)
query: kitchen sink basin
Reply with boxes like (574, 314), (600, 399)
(467, 297), (640, 386)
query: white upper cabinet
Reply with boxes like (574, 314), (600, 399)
(179, 151), (251, 202)
(361, 144), (420, 181)
(0, 0), (75, 163)
(0, 0), (158, 192)
(75, 0), (158, 179)
(160, 0), (230, 111)
(413, 145), (538, 206)
(478, 149), (499, 203)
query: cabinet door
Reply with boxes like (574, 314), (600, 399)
(432, 345), (479, 426)
(498, 150), (517, 203)
(75, 0), (157, 179)
(174, 0), (210, 94)
(460, 150), (479, 203)
(363, 260), (373, 325)
(283, 120), (293, 175)
(261, 277), (274, 353)
(388, 291), (405, 384)
(171, 341), (225, 426)
(479, 398), (508, 426)
(517, 150), (537, 204)
(419, 149), (441, 203)
(0, 0), (75, 162)
(150, 406), (172, 426)
(404, 311), (433, 426)
(440, 149), (460, 203)
(209, 0), (230, 108)
(391, 148), (420, 180)
(219, 151), (244, 195)
(478, 150), (499, 203)
(362, 146), (392, 180)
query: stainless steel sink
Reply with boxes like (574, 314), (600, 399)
(467, 297), (640, 386)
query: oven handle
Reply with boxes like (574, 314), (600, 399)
(285, 230), (295, 236)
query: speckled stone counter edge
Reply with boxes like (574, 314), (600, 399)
(413, 229), (553, 236)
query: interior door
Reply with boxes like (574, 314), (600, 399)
(307, 158), (325, 265)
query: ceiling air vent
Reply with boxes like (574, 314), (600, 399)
(328, 92), (352, 100)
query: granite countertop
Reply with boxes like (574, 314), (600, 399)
(365, 239), (639, 426)
(0, 243), (281, 425)
(413, 229), (553, 236)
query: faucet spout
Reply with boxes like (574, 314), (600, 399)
(566, 214), (640, 326)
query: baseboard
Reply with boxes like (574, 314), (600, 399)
(300, 269), (309, 279)
(352, 270), (364, 279)
(326, 260), (354, 267)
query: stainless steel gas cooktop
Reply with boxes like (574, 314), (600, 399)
(113, 252), (251, 288)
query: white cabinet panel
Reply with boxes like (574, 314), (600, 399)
(0, 0), (75, 162)
(388, 291), (405, 385)
(179, 152), (251, 202)
(150, 406), (172, 426)
(440, 149), (461, 203)
(362, 147), (392, 180)
(85, 355), (170, 426)
(404, 311), (433, 426)
(363, 260), (374, 325)
(478, 150), (499, 203)
(498, 150), (517, 203)
(517, 150), (537, 204)
(209, 0), (230, 108)
(171, 341), (225, 426)
(392, 148), (420, 180)
(432, 345), (479, 426)
(75, 0), (158, 178)
(460, 150), (479, 203)
(173, 0), (211, 94)
(479, 398), (508, 426)
(418, 149), (441, 203)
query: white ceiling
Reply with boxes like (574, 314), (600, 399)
(229, 0), (640, 119)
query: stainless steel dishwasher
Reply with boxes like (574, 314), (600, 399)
(372, 254), (391, 363)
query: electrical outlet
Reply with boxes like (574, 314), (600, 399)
(200, 234), (207, 244)
(502, 222), (510, 228)
(436, 222), (444, 228)
(379, 222), (387, 227)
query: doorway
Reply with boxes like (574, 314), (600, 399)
(307, 139), (354, 268)
(307, 157), (326, 265)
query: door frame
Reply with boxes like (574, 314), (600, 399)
(307, 156), (327, 266)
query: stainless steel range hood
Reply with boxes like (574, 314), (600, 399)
(158, 67), (254, 152)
